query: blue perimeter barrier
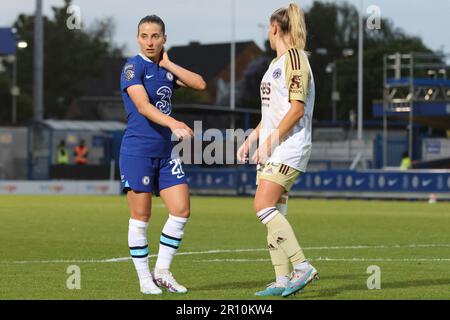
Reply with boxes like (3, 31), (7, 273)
(184, 167), (450, 200)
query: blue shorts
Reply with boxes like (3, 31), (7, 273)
(119, 154), (187, 196)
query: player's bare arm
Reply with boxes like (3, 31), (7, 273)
(237, 122), (261, 162)
(127, 84), (193, 140)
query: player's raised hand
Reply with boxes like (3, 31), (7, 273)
(159, 48), (171, 68)
(169, 120), (193, 140)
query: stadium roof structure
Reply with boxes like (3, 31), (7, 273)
(386, 77), (450, 87)
(37, 120), (126, 131)
(375, 52), (450, 166)
(372, 102), (450, 129)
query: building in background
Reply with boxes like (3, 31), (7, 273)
(168, 41), (263, 105)
(63, 41), (264, 121)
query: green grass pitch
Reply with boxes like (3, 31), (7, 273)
(0, 195), (449, 300)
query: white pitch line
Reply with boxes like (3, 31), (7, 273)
(193, 257), (450, 263)
(3, 243), (450, 265)
(313, 257), (450, 262)
(194, 258), (270, 263)
(305, 244), (450, 250)
(5, 249), (268, 265)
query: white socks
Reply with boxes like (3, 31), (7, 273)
(256, 207), (279, 225)
(128, 218), (151, 283)
(155, 214), (188, 271)
(128, 215), (189, 284)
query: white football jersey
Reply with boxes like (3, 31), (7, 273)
(259, 48), (315, 172)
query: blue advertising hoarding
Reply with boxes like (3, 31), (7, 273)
(184, 167), (450, 199)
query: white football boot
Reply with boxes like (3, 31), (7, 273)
(140, 277), (162, 295)
(154, 269), (188, 293)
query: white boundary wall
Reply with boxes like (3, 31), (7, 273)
(0, 181), (120, 195)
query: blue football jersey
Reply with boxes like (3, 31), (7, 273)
(120, 53), (178, 157)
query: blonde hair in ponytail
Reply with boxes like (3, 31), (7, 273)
(270, 3), (307, 50)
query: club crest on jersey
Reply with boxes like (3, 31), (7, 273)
(124, 64), (135, 81)
(272, 68), (282, 79)
(166, 72), (174, 81)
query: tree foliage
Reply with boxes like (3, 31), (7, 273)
(1, 0), (123, 123)
(238, 1), (432, 122)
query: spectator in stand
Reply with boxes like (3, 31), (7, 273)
(56, 140), (69, 164)
(74, 139), (89, 165)
(400, 151), (411, 170)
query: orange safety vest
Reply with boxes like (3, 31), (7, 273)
(74, 146), (88, 164)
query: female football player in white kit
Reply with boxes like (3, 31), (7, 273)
(237, 3), (318, 297)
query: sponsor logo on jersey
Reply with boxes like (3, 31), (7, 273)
(272, 68), (282, 79)
(166, 72), (174, 81)
(290, 75), (303, 89)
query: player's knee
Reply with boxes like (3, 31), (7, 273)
(254, 189), (275, 213)
(171, 207), (190, 218)
(130, 208), (151, 221)
(254, 200), (268, 214)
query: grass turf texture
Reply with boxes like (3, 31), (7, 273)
(0, 195), (449, 300)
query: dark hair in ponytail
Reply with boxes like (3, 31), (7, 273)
(138, 15), (165, 35)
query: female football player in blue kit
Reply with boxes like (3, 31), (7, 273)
(120, 15), (206, 295)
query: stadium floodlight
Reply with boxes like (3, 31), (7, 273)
(342, 48), (354, 57)
(315, 48), (328, 56)
(322, 48), (353, 122)
(9, 40), (28, 124)
(17, 41), (28, 49)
